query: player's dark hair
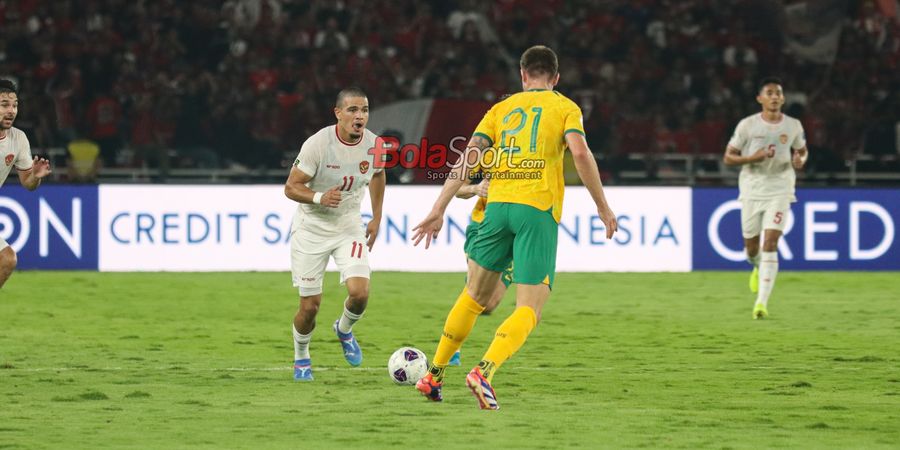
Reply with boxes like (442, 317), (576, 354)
(0, 79), (17, 95)
(520, 45), (558, 78)
(335, 86), (367, 108)
(758, 76), (783, 93)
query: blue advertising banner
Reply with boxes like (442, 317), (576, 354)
(0, 186), (99, 270)
(693, 188), (900, 270)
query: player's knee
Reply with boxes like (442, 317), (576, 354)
(299, 296), (322, 315)
(0, 249), (16, 272)
(744, 241), (759, 256)
(347, 285), (369, 304)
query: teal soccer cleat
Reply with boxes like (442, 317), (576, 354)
(333, 320), (363, 366)
(293, 358), (313, 381)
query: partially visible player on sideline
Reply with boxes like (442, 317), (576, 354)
(411, 46), (617, 409)
(283, 87), (386, 380)
(723, 76), (808, 320)
(0, 79), (52, 289)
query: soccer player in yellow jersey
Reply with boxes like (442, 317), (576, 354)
(411, 46), (617, 409)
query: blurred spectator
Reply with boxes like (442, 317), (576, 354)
(0, 0), (895, 183)
(67, 139), (100, 183)
(85, 90), (122, 166)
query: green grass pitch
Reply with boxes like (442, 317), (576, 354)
(1, 271), (898, 449)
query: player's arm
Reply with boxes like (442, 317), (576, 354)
(723, 145), (766, 166)
(284, 166), (340, 208)
(17, 156), (52, 191)
(412, 135), (490, 248)
(792, 146), (808, 170)
(791, 124), (809, 170)
(366, 170), (386, 250)
(565, 133), (616, 239)
(455, 177), (490, 199)
(432, 135), (489, 210)
(455, 177), (476, 199)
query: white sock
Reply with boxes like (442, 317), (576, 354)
(756, 251), (779, 307)
(338, 304), (363, 334)
(292, 324), (311, 361)
(747, 251), (761, 267)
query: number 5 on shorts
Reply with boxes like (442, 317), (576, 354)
(773, 211), (783, 225)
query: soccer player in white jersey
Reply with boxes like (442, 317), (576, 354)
(724, 77), (808, 319)
(0, 79), (52, 289)
(283, 87), (385, 380)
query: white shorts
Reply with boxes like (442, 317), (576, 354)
(290, 227), (370, 297)
(0, 237), (7, 251)
(740, 198), (791, 239)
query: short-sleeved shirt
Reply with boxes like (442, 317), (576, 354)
(727, 113), (806, 201)
(472, 89), (584, 223)
(0, 127), (33, 187)
(292, 125), (383, 236)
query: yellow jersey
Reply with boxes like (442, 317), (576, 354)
(472, 89), (584, 223)
(471, 196), (487, 223)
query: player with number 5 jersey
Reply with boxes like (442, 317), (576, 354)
(724, 76), (809, 320)
(283, 87), (386, 381)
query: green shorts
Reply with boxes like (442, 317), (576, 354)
(465, 221), (513, 288)
(468, 202), (558, 288)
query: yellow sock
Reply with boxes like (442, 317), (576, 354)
(431, 288), (485, 376)
(479, 306), (537, 382)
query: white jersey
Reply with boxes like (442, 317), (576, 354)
(292, 125), (382, 236)
(0, 127), (33, 187)
(728, 113), (806, 201)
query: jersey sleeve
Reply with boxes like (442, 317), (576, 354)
(726, 119), (748, 151)
(791, 121), (807, 150)
(563, 103), (586, 137)
(14, 131), (33, 171)
(472, 105), (497, 146)
(294, 135), (320, 177)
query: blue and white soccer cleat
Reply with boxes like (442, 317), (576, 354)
(293, 358), (313, 381)
(449, 351), (461, 366)
(465, 367), (499, 410)
(333, 320), (363, 366)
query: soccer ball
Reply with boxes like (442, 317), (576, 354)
(388, 347), (428, 385)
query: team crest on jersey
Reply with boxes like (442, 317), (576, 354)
(359, 160), (369, 174)
(779, 134), (788, 144)
(4, 154), (13, 166)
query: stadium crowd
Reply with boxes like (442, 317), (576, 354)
(1, 0), (897, 181)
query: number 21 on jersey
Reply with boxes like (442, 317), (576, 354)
(500, 107), (543, 154)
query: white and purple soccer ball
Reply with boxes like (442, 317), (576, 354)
(388, 347), (428, 385)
